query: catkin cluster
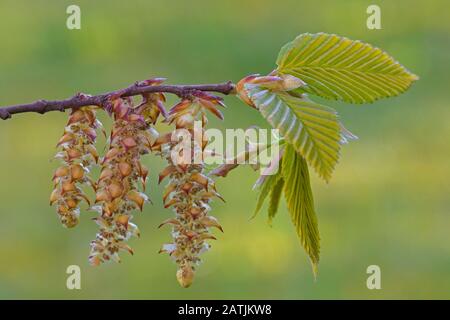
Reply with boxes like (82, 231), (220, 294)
(154, 92), (224, 288)
(50, 107), (101, 228)
(48, 80), (226, 287)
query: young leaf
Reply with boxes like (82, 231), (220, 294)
(282, 144), (320, 276)
(247, 86), (342, 182)
(268, 178), (284, 225)
(252, 169), (283, 219)
(277, 33), (419, 103)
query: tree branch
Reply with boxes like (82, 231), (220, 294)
(0, 80), (236, 120)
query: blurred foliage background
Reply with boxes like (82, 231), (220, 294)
(0, 0), (449, 299)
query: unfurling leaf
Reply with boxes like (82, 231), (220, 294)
(268, 177), (284, 226)
(252, 168), (283, 219)
(247, 85), (345, 182)
(282, 144), (320, 277)
(277, 33), (418, 103)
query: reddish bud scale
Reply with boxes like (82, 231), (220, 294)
(158, 98), (224, 288)
(50, 107), (101, 228)
(89, 98), (159, 265)
(236, 73), (305, 108)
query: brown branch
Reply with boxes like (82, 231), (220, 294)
(0, 80), (236, 120)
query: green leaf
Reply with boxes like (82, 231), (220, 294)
(282, 144), (320, 276)
(277, 33), (419, 104)
(268, 178), (284, 226)
(247, 86), (343, 182)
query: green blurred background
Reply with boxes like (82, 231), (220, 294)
(0, 0), (449, 299)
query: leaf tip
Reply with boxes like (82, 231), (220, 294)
(410, 73), (420, 81)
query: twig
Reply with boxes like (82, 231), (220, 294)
(0, 80), (236, 120)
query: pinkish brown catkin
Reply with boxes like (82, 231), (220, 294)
(89, 93), (162, 265)
(50, 107), (101, 228)
(155, 92), (225, 288)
